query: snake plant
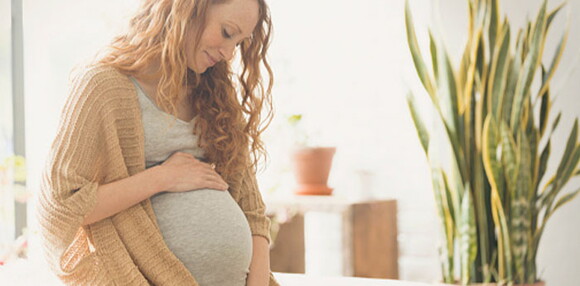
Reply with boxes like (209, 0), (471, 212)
(405, 0), (580, 284)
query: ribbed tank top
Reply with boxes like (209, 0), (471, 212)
(130, 76), (253, 286)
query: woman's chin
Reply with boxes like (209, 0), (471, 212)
(187, 63), (205, 74)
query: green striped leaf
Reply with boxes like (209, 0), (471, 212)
(432, 169), (455, 234)
(546, 2), (566, 31)
(539, 176), (556, 207)
(511, 1), (547, 131)
(539, 122), (579, 214)
(431, 167), (455, 282)
(488, 21), (511, 120)
(512, 129), (533, 281)
(405, 0), (436, 98)
(538, 29), (568, 97)
(406, 92), (430, 155)
(538, 66), (551, 137)
(441, 171), (459, 230)
(552, 187), (580, 215)
(491, 187), (514, 281)
(488, 0), (500, 56)
(523, 22), (532, 58)
(552, 112), (562, 133)
(438, 49), (461, 134)
(482, 116), (503, 194)
(468, 0), (476, 35)
(556, 144), (580, 192)
(460, 186), (478, 285)
(463, 28), (483, 115)
(503, 32), (523, 125)
(475, 31), (487, 92)
(429, 30), (439, 82)
(537, 140), (551, 187)
(433, 44), (469, 184)
(529, 124), (539, 189)
(555, 119), (578, 183)
(472, 150), (493, 282)
(500, 122), (519, 194)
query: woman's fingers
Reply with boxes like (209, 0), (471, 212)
(202, 173), (229, 191)
(161, 152), (228, 192)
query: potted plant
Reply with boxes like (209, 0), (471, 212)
(405, 0), (579, 285)
(287, 114), (336, 196)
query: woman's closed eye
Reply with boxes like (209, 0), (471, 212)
(223, 28), (244, 47)
(222, 29), (232, 39)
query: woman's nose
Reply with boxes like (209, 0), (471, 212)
(219, 43), (236, 62)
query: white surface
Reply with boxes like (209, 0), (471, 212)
(0, 259), (431, 286)
(274, 273), (430, 286)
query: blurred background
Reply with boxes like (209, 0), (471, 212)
(1, 0), (579, 285)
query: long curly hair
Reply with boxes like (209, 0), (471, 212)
(99, 0), (273, 184)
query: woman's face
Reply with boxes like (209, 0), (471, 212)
(186, 0), (259, 73)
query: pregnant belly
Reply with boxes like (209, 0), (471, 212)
(151, 189), (253, 286)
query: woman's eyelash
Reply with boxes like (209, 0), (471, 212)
(222, 29), (231, 39)
(222, 28), (244, 47)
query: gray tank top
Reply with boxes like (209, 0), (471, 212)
(130, 77), (253, 286)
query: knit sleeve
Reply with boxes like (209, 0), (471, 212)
(37, 66), (122, 277)
(235, 167), (280, 286)
(236, 166), (272, 244)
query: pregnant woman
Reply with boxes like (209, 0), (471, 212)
(37, 0), (277, 285)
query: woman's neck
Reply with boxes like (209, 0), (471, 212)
(134, 59), (162, 93)
(134, 59), (193, 100)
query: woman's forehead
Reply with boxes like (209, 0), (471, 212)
(208, 0), (259, 36)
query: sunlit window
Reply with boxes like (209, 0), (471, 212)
(0, 0), (15, 249)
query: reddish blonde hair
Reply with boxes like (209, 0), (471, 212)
(99, 0), (273, 184)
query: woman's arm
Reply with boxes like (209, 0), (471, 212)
(83, 152), (228, 225)
(82, 165), (165, 225)
(246, 235), (271, 286)
(233, 166), (279, 285)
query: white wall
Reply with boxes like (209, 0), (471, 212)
(263, 0), (441, 281)
(0, 0), (11, 151)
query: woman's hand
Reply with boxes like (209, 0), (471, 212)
(158, 152), (228, 192)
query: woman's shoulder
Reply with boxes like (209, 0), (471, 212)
(62, 63), (138, 120)
(69, 63), (132, 92)
(65, 63), (137, 107)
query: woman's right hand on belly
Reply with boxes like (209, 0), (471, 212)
(158, 152), (228, 193)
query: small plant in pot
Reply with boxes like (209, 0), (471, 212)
(287, 114), (336, 196)
(405, 0), (579, 285)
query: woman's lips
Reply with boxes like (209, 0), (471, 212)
(206, 52), (218, 66)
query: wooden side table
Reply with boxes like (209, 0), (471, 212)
(266, 196), (398, 279)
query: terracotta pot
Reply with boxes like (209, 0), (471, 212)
(291, 147), (336, 195)
(438, 281), (545, 286)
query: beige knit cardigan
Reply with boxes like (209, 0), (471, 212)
(37, 65), (279, 286)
